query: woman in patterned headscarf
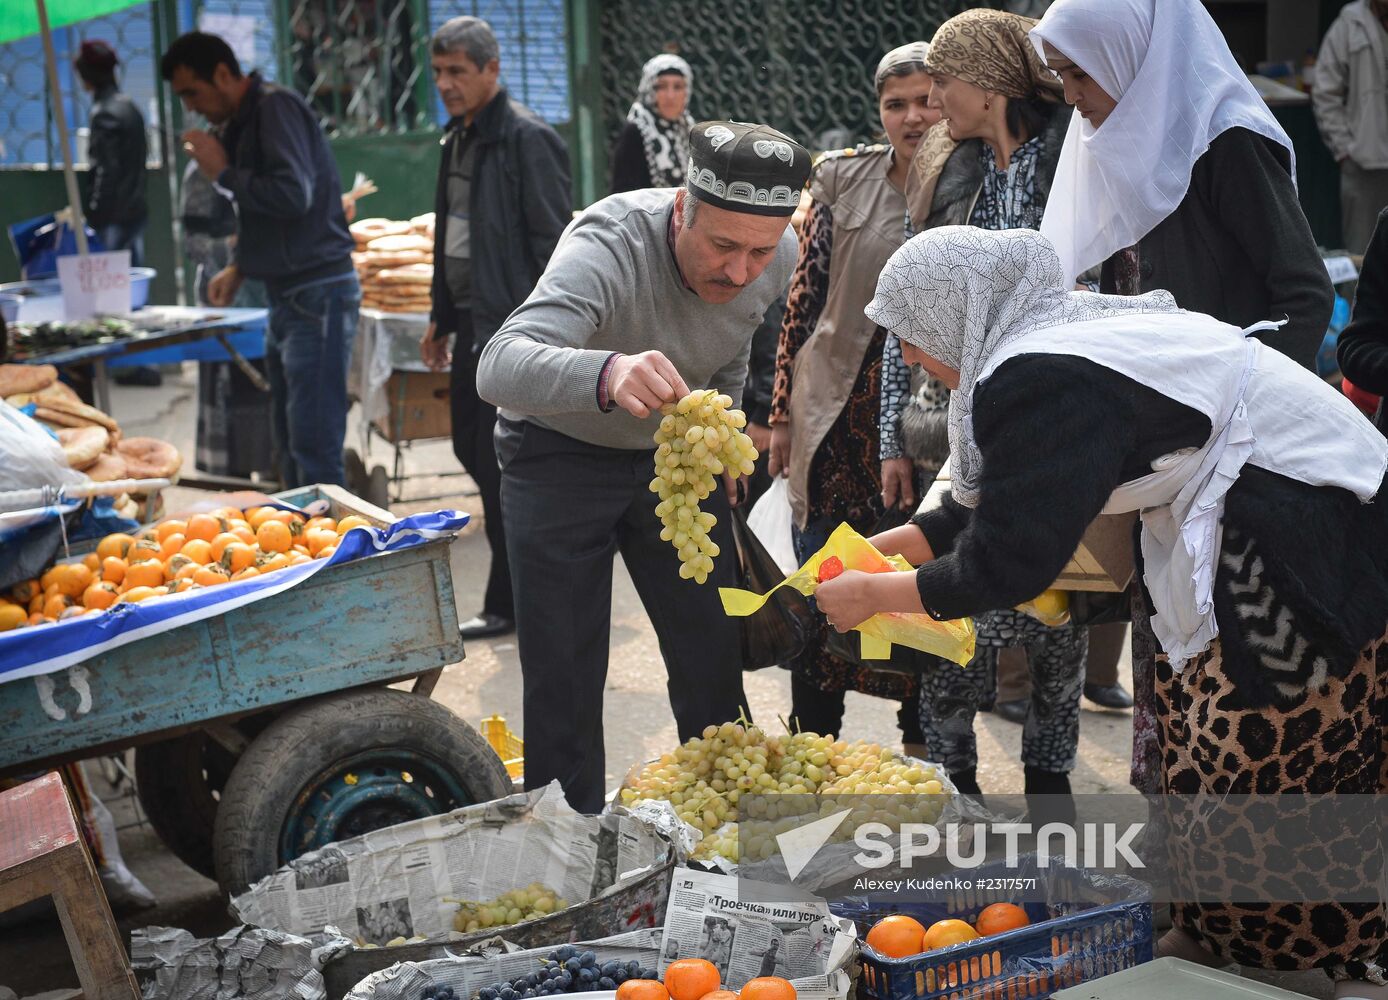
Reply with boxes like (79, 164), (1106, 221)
(766, 41), (937, 754)
(870, 9), (1096, 813)
(610, 54), (695, 193)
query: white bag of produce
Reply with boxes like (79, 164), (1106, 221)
(0, 400), (84, 492)
(745, 477), (797, 577)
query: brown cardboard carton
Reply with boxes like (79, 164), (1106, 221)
(372, 371), (451, 442)
(1052, 512), (1136, 592)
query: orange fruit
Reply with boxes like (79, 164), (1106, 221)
(11, 579), (40, 604)
(663, 959), (721, 1000)
(81, 551), (101, 573)
(43, 593), (77, 618)
(288, 552), (312, 566)
(193, 565), (230, 587)
(336, 514), (371, 535)
(175, 562), (201, 582)
(316, 544), (337, 560)
(305, 516), (338, 533)
(266, 509), (305, 529)
(738, 980), (796, 1000)
(246, 506), (277, 529)
(128, 538), (163, 564)
(185, 514), (221, 542)
(119, 586), (160, 603)
(256, 520), (293, 553)
(219, 542), (256, 574)
(209, 506), (243, 523)
(155, 519), (187, 543)
(46, 563), (94, 598)
(181, 538), (214, 565)
(163, 553), (195, 581)
(975, 903), (1030, 937)
(230, 566), (260, 581)
(82, 581), (120, 610)
(166, 578), (199, 594)
(0, 604), (26, 631)
(58, 606), (88, 620)
(28, 592), (44, 614)
(230, 524), (256, 546)
(617, 983), (671, 1000)
(159, 533), (187, 559)
(123, 561), (165, 590)
(101, 557), (127, 584)
(258, 552), (293, 574)
(305, 527), (338, 556)
(209, 532), (243, 562)
(39, 566), (61, 591)
(921, 919), (980, 951)
(699, 992), (739, 1000)
(97, 533), (135, 560)
(865, 915), (927, 959)
(28, 611), (46, 626)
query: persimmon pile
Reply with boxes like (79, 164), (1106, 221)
(0, 506), (373, 630)
(863, 904), (1031, 960)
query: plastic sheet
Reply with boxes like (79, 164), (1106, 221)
(719, 522), (975, 664)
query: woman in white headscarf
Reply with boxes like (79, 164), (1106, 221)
(818, 225), (1388, 987)
(610, 54), (695, 193)
(1029, 0), (1337, 801)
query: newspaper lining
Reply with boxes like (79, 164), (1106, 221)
(232, 783), (671, 946)
(658, 869), (856, 1000)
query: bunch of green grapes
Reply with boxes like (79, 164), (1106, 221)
(649, 390), (759, 584)
(451, 883), (569, 933)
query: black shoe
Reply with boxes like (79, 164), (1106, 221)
(1084, 682), (1134, 709)
(114, 365), (163, 387)
(993, 698), (1029, 724)
(458, 613), (515, 640)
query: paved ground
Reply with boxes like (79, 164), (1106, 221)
(0, 366), (1331, 998)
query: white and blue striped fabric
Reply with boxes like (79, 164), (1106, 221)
(0, 509), (469, 685)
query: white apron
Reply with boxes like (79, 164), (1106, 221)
(979, 315), (1388, 669)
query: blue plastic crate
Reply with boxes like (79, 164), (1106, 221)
(831, 855), (1152, 1000)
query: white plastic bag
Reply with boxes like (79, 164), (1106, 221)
(0, 400), (84, 492)
(746, 476), (797, 576)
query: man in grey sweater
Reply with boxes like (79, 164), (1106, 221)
(478, 120), (810, 812)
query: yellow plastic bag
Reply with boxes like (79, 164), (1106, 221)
(719, 522), (976, 665)
(1016, 589), (1071, 627)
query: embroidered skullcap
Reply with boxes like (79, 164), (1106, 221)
(686, 121), (811, 217)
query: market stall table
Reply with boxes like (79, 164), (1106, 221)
(11, 304), (268, 415)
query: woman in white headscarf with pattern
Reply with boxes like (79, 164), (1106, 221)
(818, 225), (1388, 989)
(610, 54), (695, 193)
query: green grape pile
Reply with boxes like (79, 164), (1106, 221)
(450, 883), (569, 933)
(619, 721), (951, 863)
(649, 390), (759, 584)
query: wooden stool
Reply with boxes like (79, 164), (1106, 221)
(0, 771), (138, 1000)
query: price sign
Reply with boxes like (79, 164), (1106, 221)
(57, 250), (131, 320)
(1324, 255), (1360, 286)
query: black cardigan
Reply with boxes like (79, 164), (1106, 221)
(911, 354), (1388, 707)
(609, 122), (652, 194)
(1101, 127), (1333, 372)
(1338, 208), (1388, 435)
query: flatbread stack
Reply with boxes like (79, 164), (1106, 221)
(352, 222), (435, 315)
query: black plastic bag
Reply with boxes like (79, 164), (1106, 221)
(729, 506), (814, 670)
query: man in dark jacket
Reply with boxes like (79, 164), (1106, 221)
(420, 16), (571, 639)
(75, 41), (147, 265)
(162, 32), (360, 489)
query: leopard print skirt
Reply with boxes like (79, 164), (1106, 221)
(1154, 626), (1388, 981)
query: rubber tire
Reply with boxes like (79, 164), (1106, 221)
(212, 688), (511, 896)
(344, 448), (368, 497)
(367, 464), (391, 509)
(134, 716), (273, 879)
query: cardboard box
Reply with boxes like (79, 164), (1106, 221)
(372, 370), (451, 442)
(1053, 511), (1136, 592)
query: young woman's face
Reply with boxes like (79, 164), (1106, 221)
(878, 71), (939, 162)
(900, 341), (960, 390)
(653, 72), (689, 121)
(1042, 42), (1119, 127)
(927, 72), (1001, 142)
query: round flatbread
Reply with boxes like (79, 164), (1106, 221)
(0, 364), (57, 397)
(350, 218), (411, 244)
(366, 233), (434, 254)
(84, 451), (129, 482)
(57, 425), (109, 470)
(375, 264), (434, 286)
(116, 437), (183, 480)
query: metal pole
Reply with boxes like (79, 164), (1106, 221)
(36, 0), (90, 255)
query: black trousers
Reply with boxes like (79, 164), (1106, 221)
(450, 334), (513, 620)
(497, 419), (748, 813)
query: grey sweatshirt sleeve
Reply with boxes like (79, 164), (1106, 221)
(476, 219), (626, 415)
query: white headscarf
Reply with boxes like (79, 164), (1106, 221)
(864, 226), (1180, 506)
(1029, 0), (1295, 285)
(627, 54), (695, 188)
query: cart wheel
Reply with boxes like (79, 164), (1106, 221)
(344, 448), (369, 497)
(367, 463), (390, 509)
(212, 688), (511, 896)
(134, 732), (239, 878)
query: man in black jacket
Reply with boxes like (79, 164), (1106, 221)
(1340, 208), (1388, 436)
(75, 41), (147, 265)
(420, 16), (571, 639)
(162, 32), (360, 489)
